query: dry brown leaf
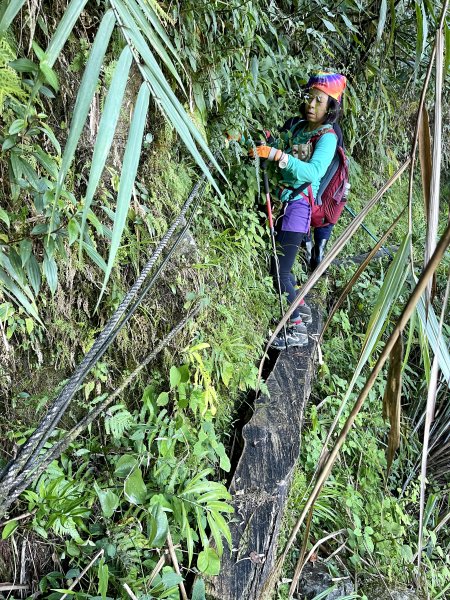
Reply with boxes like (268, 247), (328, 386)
(418, 105), (432, 219)
(382, 333), (404, 475)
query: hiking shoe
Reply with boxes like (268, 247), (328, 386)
(270, 326), (308, 350)
(297, 302), (312, 325)
(289, 319), (308, 335)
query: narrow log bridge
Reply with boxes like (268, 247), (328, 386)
(208, 303), (322, 600)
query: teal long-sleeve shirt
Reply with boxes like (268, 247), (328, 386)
(279, 127), (337, 198)
(275, 121), (337, 199)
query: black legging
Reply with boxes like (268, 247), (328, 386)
(270, 217), (305, 320)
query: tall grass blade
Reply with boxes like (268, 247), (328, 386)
(261, 223), (450, 595)
(320, 209), (405, 344)
(53, 10), (115, 217)
(79, 45), (133, 252)
(383, 334), (403, 475)
(320, 234), (410, 454)
(45, 0), (89, 67)
(418, 105), (432, 216)
(260, 159), (410, 369)
(424, 29), (444, 306)
(0, 0), (26, 33)
(417, 276), (450, 569)
(415, 1), (428, 75)
(96, 82), (150, 307)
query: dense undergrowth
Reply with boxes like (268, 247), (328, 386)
(1, 0), (449, 599)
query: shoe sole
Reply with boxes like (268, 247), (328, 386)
(270, 337), (309, 350)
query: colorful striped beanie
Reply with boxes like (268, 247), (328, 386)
(306, 71), (347, 102)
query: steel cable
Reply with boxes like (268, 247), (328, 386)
(0, 306), (202, 517)
(0, 169), (211, 501)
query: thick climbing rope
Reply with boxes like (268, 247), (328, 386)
(0, 168), (212, 506)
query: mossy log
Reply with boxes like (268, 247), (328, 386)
(207, 303), (322, 600)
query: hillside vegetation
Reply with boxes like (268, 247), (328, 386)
(0, 1), (449, 599)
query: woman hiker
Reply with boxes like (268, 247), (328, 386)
(251, 71), (347, 350)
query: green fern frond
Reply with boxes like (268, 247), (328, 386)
(104, 404), (133, 439)
(0, 35), (27, 113)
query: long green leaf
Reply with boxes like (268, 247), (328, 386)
(135, 0), (183, 66)
(445, 20), (450, 74)
(0, 269), (42, 323)
(0, 0), (26, 33)
(415, 288), (450, 384)
(415, 1), (425, 74)
(53, 10), (116, 215)
(46, 0), (90, 67)
(112, 0), (224, 191)
(413, 1), (429, 76)
(96, 82), (150, 307)
(124, 0), (183, 89)
(321, 234), (411, 454)
(79, 45), (133, 250)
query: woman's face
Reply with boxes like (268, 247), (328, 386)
(304, 88), (330, 125)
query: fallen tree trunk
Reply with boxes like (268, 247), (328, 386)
(207, 303), (322, 600)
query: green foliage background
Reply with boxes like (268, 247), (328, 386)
(0, 0), (449, 598)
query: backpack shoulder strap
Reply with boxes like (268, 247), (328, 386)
(309, 125), (337, 148)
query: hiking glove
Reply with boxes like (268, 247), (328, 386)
(250, 145), (284, 162)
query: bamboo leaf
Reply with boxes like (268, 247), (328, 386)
(0, 269), (41, 322)
(54, 9), (116, 210)
(383, 334), (403, 475)
(0, 0), (26, 33)
(124, 0), (184, 89)
(135, 0), (182, 66)
(46, 0), (90, 67)
(96, 82), (150, 307)
(112, 0), (224, 191)
(82, 238), (107, 273)
(415, 288), (450, 384)
(377, 0), (388, 41)
(79, 45), (133, 251)
(43, 252), (58, 295)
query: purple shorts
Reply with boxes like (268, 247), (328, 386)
(280, 194), (311, 233)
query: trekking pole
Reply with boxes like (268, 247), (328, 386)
(261, 160), (289, 350)
(344, 204), (394, 259)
